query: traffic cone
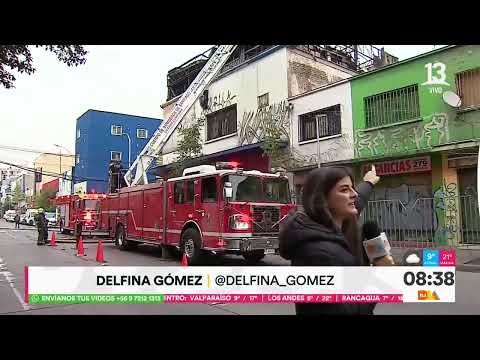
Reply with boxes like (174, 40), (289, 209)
(181, 253), (188, 266)
(96, 240), (106, 264)
(48, 231), (57, 246)
(77, 236), (85, 257)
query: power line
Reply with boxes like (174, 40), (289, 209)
(0, 144), (75, 157)
(0, 160), (109, 183)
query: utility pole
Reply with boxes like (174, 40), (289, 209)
(315, 114), (327, 168)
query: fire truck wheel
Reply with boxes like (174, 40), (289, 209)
(242, 251), (265, 263)
(180, 228), (202, 265)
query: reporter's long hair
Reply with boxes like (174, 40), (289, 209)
(302, 167), (364, 262)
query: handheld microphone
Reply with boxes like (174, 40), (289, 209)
(362, 221), (394, 265)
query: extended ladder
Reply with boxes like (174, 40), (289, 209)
(124, 45), (237, 186)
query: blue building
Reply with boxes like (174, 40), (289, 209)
(74, 110), (162, 193)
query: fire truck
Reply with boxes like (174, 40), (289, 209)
(55, 193), (110, 237)
(98, 162), (295, 264)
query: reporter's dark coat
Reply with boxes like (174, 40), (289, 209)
(279, 182), (374, 315)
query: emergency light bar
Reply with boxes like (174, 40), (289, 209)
(216, 161), (241, 170)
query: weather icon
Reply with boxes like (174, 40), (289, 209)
(402, 250), (423, 266)
(406, 254), (421, 264)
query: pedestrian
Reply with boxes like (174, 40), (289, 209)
(279, 166), (394, 315)
(14, 212), (20, 229)
(35, 208), (47, 246)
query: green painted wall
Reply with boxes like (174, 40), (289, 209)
(351, 45), (480, 160)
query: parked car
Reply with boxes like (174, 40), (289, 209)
(20, 214), (27, 224)
(45, 212), (57, 227)
(3, 210), (16, 222)
(25, 209), (39, 226)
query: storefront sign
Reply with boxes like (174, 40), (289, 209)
(362, 156), (431, 176)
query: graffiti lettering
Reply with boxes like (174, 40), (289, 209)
(355, 113), (450, 158)
(201, 90), (237, 116)
(433, 180), (458, 245)
(239, 101), (291, 146)
(284, 133), (355, 168)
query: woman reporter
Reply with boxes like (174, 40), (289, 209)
(279, 166), (393, 315)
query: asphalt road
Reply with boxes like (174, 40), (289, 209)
(2, 218), (480, 315)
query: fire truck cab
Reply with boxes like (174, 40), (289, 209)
(99, 162), (296, 264)
(55, 193), (110, 237)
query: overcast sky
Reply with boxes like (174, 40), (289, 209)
(0, 45), (445, 167)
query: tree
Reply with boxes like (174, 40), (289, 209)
(171, 117), (205, 177)
(11, 182), (25, 208)
(34, 188), (57, 212)
(0, 45), (88, 89)
(2, 197), (12, 213)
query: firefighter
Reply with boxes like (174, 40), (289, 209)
(35, 208), (47, 245)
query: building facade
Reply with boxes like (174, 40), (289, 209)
(287, 79), (355, 202)
(33, 153), (75, 195)
(74, 110), (162, 193)
(158, 46), (391, 177)
(350, 45), (480, 246)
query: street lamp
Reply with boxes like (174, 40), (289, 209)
(121, 132), (131, 168)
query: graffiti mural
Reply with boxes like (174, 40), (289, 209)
(433, 180), (459, 246)
(288, 133), (355, 167)
(238, 101), (292, 145)
(201, 90), (237, 116)
(355, 113), (450, 158)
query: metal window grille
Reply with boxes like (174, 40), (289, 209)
(364, 84), (420, 128)
(299, 104), (341, 142)
(360, 195), (480, 248)
(456, 67), (480, 108)
(206, 105), (237, 141)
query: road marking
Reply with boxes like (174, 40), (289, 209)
(0, 257), (31, 311)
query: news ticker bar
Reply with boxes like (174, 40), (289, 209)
(26, 266), (456, 303)
(25, 266), (455, 304)
(28, 294), (404, 305)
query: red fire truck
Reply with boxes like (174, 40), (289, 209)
(55, 193), (110, 237)
(98, 162), (296, 264)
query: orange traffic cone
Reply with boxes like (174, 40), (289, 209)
(48, 231), (57, 246)
(77, 236), (85, 257)
(96, 240), (106, 264)
(181, 253), (188, 266)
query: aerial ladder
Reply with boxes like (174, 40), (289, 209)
(124, 45), (238, 187)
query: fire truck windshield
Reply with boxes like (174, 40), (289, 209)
(263, 178), (291, 203)
(84, 200), (99, 210)
(222, 175), (290, 203)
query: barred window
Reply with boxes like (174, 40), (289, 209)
(111, 125), (122, 136)
(299, 104), (341, 142)
(364, 84), (420, 128)
(137, 128), (148, 139)
(206, 104), (237, 141)
(456, 67), (480, 108)
(110, 151), (122, 161)
(258, 93), (269, 108)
